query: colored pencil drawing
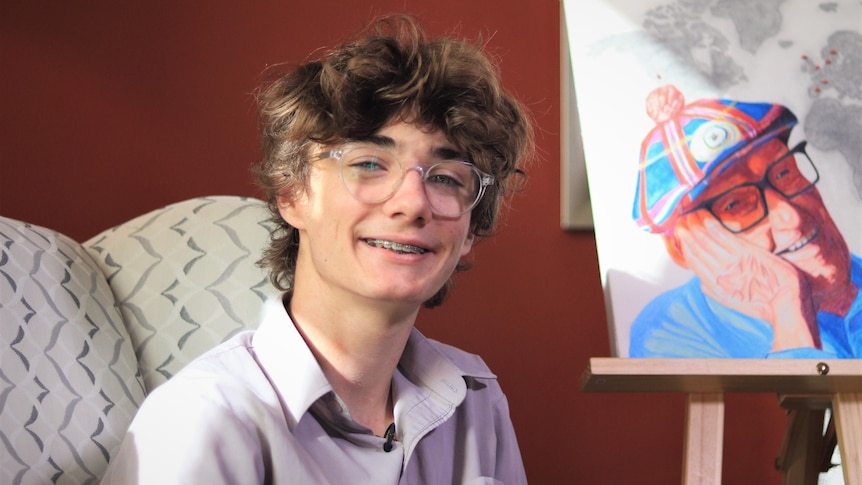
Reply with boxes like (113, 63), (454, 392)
(629, 85), (860, 358)
(563, 0), (862, 357)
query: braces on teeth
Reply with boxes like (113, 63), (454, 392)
(366, 239), (427, 254)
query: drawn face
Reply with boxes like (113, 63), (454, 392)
(683, 138), (850, 288)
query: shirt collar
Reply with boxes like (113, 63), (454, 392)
(251, 297), (333, 432)
(251, 295), (496, 432)
(398, 327), (496, 406)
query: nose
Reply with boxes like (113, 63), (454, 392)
(763, 187), (807, 247)
(384, 167), (433, 222)
(764, 188), (803, 226)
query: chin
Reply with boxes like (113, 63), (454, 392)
(793, 246), (847, 288)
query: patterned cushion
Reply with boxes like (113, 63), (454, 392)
(84, 196), (280, 393)
(0, 216), (144, 485)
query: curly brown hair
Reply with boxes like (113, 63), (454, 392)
(252, 14), (534, 308)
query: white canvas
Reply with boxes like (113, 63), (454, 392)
(563, 0), (862, 357)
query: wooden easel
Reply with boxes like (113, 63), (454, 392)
(580, 358), (862, 484)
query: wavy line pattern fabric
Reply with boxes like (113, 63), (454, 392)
(84, 196), (280, 393)
(0, 217), (145, 485)
(1, 196), (279, 483)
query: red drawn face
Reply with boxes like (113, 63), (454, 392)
(683, 139), (850, 288)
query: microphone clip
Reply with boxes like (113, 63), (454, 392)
(383, 423), (396, 452)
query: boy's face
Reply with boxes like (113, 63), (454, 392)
(277, 120), (474, 311)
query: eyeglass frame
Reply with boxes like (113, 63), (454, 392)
(308, 144), (496, 217)
(682, 141), (820, 233)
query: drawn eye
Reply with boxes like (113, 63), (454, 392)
(771, 159), (795, 182)
(722, 199), (738, 212)
(712, 186), (760, 218)
(769, 157), (810, 193)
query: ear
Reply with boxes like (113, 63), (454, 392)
(661, 232), (688, 268)
(459, 233), (475, 257)
(276, 190), (308, 230)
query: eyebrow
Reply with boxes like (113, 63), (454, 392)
(358, 135), (468, 161)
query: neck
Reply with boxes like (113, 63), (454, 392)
(286, 290), (417, 436)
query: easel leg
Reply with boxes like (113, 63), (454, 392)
(775, 405), (827, 485)
(832, 392), (862, 485)
(683, 393), (724, 485)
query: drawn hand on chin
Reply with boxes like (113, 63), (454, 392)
(672, 211), (821, 352)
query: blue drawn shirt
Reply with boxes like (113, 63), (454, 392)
(629, 254), (862, 358)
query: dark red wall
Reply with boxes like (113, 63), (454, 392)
(1, 2), (789, 483)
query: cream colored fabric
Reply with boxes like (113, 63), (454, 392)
(0, 216), (144, 485)
(84, 196), (280, 393)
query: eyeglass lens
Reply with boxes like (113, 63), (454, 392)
(709, 149), (818, 233)
(340, 146), (483, 216)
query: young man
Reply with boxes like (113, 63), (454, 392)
(629, 85), (860, 358)
(102, 15), (533, 484)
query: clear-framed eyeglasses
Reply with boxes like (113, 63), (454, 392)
(309, 144), (495, 217)
(690, 141), (820, 233)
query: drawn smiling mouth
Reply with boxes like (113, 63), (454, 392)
(776, 228), (818, 256)
(364, 239), (428, 254)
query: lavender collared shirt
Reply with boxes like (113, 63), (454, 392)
(102, 298), (526, 484)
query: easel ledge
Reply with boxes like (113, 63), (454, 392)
(580, 358), (862, 485)
(580, 358), (862, 393)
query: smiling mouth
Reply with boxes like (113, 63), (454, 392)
(775, 228), (818, 256)
(364, 239), (428, 255)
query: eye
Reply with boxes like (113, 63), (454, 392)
(768, 156), (811, 193)
(426, 163), (473, 189)
(721, 199), (744, 213)
(427, 173), (464, 188)
(712, 186), (760, 218)
(343, 150), (394, 180)
(770, 159), (797, 182)
(348, 155), (387, 171)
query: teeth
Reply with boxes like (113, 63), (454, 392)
(787, 236), (809, 252)
(777, 229), (817, 256)
(366, 239), (427, 254)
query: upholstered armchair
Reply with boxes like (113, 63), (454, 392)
(1, 196), (280, 484)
